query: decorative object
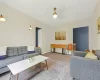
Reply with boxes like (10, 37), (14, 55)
(97, 17), (100, 34)
(55, 31), (66, 40)
(67, 44), (73, 54)
(53, 8), (57, 19)
(28, 55), (35, 62)
(29, 25), (32, 30)
(0, 14), (6, 22)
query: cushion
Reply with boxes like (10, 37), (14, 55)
(28, 46), (34, 51)
(0, 56), (23, 68)
(0, 55), (7, 60)
(7, 47), (19, 57)
(85, 52), (98, 60)
(24, 53), (38, 59)
(28, 46), (35, 54)
(0, 66), (9, 74)
(28, 51), (35, 54)
(72, 51), (87, 57)
(18, 46), (28, 55)
(0, 46), (7, 60)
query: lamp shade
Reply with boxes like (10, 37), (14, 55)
(29, 25), (32, 30)
(53, 14), (57, 18)
(0, 14), (6, 22)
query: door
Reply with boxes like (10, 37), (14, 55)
(38, 29), (42, 48)
(35, 27), (42, 47)
(73, 27), (89, 51)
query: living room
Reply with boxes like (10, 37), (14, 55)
(0, 0), (100, 80)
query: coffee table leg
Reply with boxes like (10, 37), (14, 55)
(45, 60), (48, 70)
(16, 74), (19, 80)
(9, 72), (12, 80)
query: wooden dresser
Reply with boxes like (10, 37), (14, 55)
(51, 44), (67, 54)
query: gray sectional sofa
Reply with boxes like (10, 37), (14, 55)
(70, 51), (100, 80)
(0, 46), (41, 74)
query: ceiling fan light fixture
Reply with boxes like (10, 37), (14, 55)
(0, 14), (6, 22)
(53, 8), (57, 19)
(29, 25), (32, 30)
(53, 13), (57, 18)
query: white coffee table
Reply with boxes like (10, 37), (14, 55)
(7, 55), (48, 80)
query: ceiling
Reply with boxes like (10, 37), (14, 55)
(0, 0), (99, 26)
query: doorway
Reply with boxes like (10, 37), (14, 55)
(73, 26), (89, 51)
(35, 27), (42, 48)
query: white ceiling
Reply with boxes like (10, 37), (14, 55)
(1, 0), (99, 26)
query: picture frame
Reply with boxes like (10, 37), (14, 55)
(97, 17), (100, 34)
(55, 31), (66, 40)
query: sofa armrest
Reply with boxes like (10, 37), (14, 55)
(70, 56), (100, 80)
(34, 47), (41, 55)
(72, 51), (87, 57)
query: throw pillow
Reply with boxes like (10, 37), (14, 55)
(28, 46), (34, 51)
(0, 46), (7, 60)
(0, 55), (7, 60)
(85, 52), (98, 60)
(28, 46), (35, 54)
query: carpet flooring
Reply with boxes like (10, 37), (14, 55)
(31, 61), (72, 80)
(0, 53), (71, 80)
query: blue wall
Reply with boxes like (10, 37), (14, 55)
(73, 27), (89, 51)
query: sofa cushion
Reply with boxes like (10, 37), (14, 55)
(18, 46), (28, 55)
(72, 51), (87, 57)
(24, 53), (39, 59)
(7, 47), (19, 57)
(0, 56), (23, 68)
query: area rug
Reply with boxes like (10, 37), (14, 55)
(0, 61), (72, 80)
(31, 61), (72, 80)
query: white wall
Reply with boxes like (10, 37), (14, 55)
(48, 1), (100, 51)
(49, 17), (98, 52)
(93, 1), (100, 49)
(50, 1), (100, 51)
(1, 2), (100, 54)
(0, 4), (51, 53)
